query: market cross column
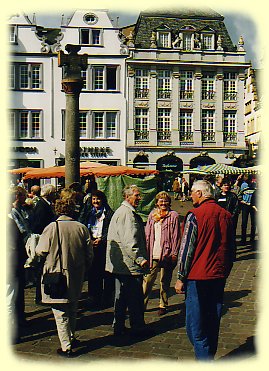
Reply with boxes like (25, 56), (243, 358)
(58, 44), (88, 187)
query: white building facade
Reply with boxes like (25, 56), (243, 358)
(9, 10), (128, 176)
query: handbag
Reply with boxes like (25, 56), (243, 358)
(42, 221), (68, 299)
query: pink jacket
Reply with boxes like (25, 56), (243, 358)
(145, 210), (181, 268)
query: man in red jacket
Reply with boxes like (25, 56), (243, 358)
(175, 180), (235, 361)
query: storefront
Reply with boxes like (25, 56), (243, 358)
(156, 152), (183, 192)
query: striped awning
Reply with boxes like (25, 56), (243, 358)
(182, 163), (262, 175)
(200, 164), (244, 174)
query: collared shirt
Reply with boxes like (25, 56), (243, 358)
(90, 210), (105, 239)
(177, 212), (198, 281)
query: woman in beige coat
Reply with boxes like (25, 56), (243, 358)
(36, 195), (93, 358)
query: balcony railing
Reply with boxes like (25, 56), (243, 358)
(135, 88), (149, 99)
(157, 130), (171, 141)
(134, 130), (149, 141)
(157, 89), (172, 99)
(201, 131), (215, 141)
(179, 131), (193, 141)
(223, 132), (237, 142)
(180, 90), (194, 100)
(224, 91), (237, 101)
(202, 90), (215, 100)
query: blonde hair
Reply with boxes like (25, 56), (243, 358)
(155, 191), (171, 206)
(60, 188), (76, 201)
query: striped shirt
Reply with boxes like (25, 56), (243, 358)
(177, 212), (198, 281)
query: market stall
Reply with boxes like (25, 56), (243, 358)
(22, 164), (159, 221)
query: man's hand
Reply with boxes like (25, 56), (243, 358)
(140, 259), (149, 268)
(175, 279), (185, 294)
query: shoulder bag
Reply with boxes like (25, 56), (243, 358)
(42, 221), (68, 299)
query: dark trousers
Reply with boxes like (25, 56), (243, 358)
(88, 245), (115, 307)
(241, 204), (256, 242)
(113, 274), (145, 332)
(185, 279), (225, 360)
(35, 259), (45, 303)
(14, 270), (26, 324)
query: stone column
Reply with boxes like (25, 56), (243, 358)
(58, 44), (88, 187)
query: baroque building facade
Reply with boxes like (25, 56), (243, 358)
(122, 8), (249, 187)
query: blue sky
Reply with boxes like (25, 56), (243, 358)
(33, 9), (259, 68)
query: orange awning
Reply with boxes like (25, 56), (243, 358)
(79, 161), (109, 168)
(23, 165), (158, 180)
(8, 167), (36, 174)
(81, 165), (159, 177)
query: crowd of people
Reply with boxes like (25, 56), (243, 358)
(7, 172), (258, 360)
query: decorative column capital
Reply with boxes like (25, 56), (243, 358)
(216, 73), (224, 80)
(127, 65), (135, 77)
(62, 79), (83, 94)
(194, 72), (202, 80)
(238, 73), (246, 81)
(150, 71), (157, 78)
(172, 72), (180, 79)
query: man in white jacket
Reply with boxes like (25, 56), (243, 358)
(106, 185), (150, 337)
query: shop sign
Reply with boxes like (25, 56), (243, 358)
(80, 146), (111, 157)
(11, 147), (38, 153)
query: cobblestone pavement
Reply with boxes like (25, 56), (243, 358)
(10, 198), (259, 364)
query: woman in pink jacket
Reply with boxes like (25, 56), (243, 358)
(143, 191), (181, 315)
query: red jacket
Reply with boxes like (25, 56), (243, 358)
(187, 199), (234, 280)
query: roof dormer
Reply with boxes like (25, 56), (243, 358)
(156, 24), (172, 48)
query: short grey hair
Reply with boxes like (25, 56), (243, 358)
(122, 184), (139, 198)
(191, 180), (214, 198)
(41, 184), (56, 197)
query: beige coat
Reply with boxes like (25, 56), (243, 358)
(36, 215), (93, 304)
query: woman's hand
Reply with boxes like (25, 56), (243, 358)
(92, 238), (101, 246)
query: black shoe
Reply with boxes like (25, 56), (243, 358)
(71, 338), (81, 349)
(18, 318), (30, 327)
(113, 327), (129, 336)
(130, 327), (155, 337)
(158, 307), (167, 316)
(57, 348), (77, 358)
(11, 335), (21, 344)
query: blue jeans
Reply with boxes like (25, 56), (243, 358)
(185, 279), (225, 360)
(113, 274), (145, 332)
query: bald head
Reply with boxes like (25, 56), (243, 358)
(31, 185), (41, 196)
